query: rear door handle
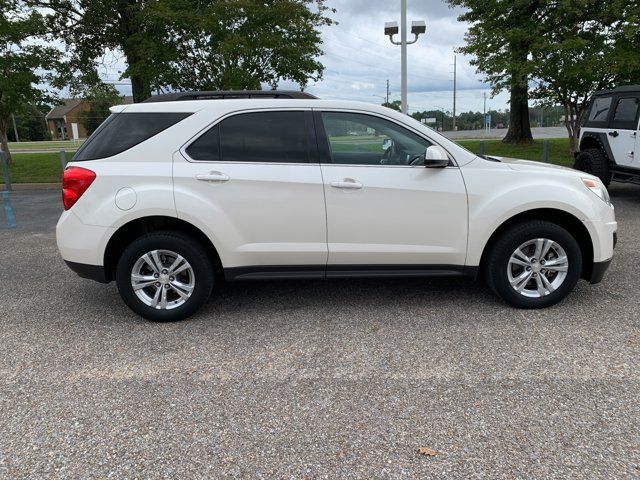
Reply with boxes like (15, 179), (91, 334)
(330, 178), (363, 190)
(196, 172), (229, 182)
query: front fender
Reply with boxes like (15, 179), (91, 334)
(462, 161), (603, 266)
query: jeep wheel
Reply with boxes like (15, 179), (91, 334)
(486, 221), (582, 309)
(574, 148), (611, 187)
(116, 231), (214, 322)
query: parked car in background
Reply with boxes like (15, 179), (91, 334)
(575, 85), (640, 186)
(57, 91), (617, 321)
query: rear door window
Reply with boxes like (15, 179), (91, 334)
(611, 97), (640, 130)
(186, 111), (309, 163)
(73, 112), (192, 161)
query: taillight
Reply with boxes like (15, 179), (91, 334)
(62, 167), (96, 210)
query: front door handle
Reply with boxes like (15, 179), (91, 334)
(196, 172), (230, 183)
(608, 131), (619, 138)
(330, 178), (363, 190)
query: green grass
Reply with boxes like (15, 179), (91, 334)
(8, 140), (83, 151)
(5, 138), (574, 184)
(457, 138), (574, 167)
(7, 152), (62, 183)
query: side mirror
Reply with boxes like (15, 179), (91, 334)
(424, 145), (450, 168)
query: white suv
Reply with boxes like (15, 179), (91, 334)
(56, 91), (617, 322)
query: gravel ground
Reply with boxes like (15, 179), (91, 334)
(1, 188), (638, 478)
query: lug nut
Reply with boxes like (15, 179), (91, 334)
(532, 273), (538, 277)
(169, 276), (174, 281)
(155, 282), (161, 287)
(540, 260), (546, 265)
(162, 269), (168, 274)
(526, 267), (531, 271)
(531, 258), (537, 263)
(154, 273), (159, 278)
(164, 284), (170, 289)
(541, 269), (546, 274)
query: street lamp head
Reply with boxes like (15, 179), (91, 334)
(411, 20), (426, 36)
(384, 21), (399, 37)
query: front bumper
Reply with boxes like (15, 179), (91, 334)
(589, 258), (612, 284)
(589, 230), (616, 284)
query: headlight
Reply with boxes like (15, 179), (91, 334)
(582, 178), (611, 205)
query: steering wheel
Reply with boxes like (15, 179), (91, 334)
(381, 141), (403, 165)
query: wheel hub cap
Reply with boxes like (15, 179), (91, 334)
(131, 249), (195, 310)
(507, 238), (568, 298)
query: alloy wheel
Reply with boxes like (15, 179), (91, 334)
(131, 249), (195, 310)
(507, 238), (569, 298)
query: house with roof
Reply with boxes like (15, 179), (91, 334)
(46, 97), (133, 140)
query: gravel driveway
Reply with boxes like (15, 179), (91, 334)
(1, 188), (638, 478)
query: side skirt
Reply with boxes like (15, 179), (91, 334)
(224, 265), (478, 282)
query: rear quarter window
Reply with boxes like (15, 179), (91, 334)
(584, 96), (612, 127)
(73, 112), (192, 161)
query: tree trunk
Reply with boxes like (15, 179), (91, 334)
(0, 118), (12, 165)
(503, 81), (533, 144)
(130, 73), (152, 103)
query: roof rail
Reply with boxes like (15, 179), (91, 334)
(141, 90), (318, 103)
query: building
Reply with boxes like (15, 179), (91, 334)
(46, 97), (133, 140)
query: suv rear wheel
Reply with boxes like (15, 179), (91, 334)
(574, 148), (611, 187)
(486, 221), (582, 308)
(116, 232), (214, 322)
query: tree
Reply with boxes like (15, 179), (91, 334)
(382, 100), (402, 111)
(149, 0), (335, 91)
(38, 0), (335, 102)
(530, 0), (640, 152)
(0, 0), (58, 162)
(77, 84), (123, 135)
(448, 0), (541, 144)
(9, 103), (50, 141)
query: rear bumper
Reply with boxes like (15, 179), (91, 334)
(64, 260), (109, 283)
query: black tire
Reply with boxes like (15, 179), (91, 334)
(116, 231), (214, 322)
(574, 148), (611, 187)
(485, 221), (582, 309)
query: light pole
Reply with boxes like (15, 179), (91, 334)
(385, 0), (425, 115)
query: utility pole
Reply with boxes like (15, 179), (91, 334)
(11, 113), (19, 143)
(386, 79), (390, 105)
(483, 92), (487, 135)
(452, 55), (457, 131)
(384, 2), (426, 115)
(400, 0), (408, 114)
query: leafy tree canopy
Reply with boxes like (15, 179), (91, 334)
(0, 0), (58, 160)
(36, 0), (335, 102)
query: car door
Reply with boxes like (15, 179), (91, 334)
(608, 96), (640, 166)
(173, 109), (327, 276)
(315, 110), (468, 271)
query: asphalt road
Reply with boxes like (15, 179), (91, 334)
(1, 188), (638, 478)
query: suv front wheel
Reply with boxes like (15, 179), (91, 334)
(116, 232), (214, 322)
(486, 221), (582, 308)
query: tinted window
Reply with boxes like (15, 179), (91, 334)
(320, 112), (431, 166)
(186, 125), (220, 160)
(218, 111), (308, 163)
(611, 97), (640, 130)
(73, 112), (191, 161)
(587, 96), (612, 123)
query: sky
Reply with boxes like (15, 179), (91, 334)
(106, 0), (511, 114)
